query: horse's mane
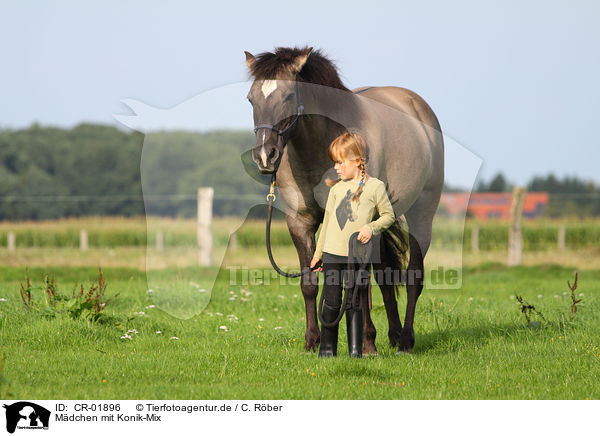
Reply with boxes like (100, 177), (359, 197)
(249, 46), (350, 92)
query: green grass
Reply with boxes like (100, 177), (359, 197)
(2, 216), (600, 251)
(0, 264), (598, 399)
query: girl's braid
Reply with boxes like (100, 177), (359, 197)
(352, 158), (367, 202)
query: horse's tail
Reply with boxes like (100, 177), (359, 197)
(380, 219), (409, 297)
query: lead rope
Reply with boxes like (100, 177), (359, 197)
(266, 173), (318, 278)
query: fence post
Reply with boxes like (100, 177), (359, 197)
(8, 231), (16, 253)
(197, 187), (214, 266)
(156, 231), (164, 252)
(557, 225), (566, 251)
(471, 225), (479, 254)
(80, 229), (88, 252)
(508, 187), (527, 266)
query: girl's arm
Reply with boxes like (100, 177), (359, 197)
(367, 183), (396, 235)
(314, 189), (335, 260)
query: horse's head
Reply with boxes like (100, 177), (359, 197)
(244, 47), (313, 174)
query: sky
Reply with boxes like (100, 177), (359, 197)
(1, 1), (599, 188)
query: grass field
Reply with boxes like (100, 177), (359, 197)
(1, 262), (598, 400)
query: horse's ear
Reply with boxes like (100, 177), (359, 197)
(291, 47), (313, 74)
(245, 51), (256, 72)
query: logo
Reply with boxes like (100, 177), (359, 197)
(3, 402), (50, 434)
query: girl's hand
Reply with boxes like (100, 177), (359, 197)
(357, 226), (372, 244)
(310, 257), (323, 272)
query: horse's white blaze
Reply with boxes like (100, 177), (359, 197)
(261, 80), (277, 99)
(259, 131), (268, 167)
(260, 147), (268, 167)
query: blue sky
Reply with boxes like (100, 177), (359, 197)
(1, 1), (598, 187)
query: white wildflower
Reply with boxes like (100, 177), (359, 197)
(274, 326), (283, 330)
(562, 292), (568, 296)
(215, 312), (223, 316)
(133, 311), (145, 316)
(259, 318), (265, 321)
(579, 293), (584, 297)
(0, 298), (7, 302)
(155, 331), (162, 334)
(145, 304), (156, 309)
(127, 329), (138, 334)
(147, 289), (153, 294)
(198, 289), (206, 293)
(219, 326), (229, 332)
(120, 333), (132, 340)
(189, 281), (200, 288)
(169, 336), (179, 340)
(468, 297), (473, 301)
(537, 295), (543, 299)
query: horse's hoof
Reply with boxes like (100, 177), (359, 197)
(389, 331), (401, 348)
(363, 343), (378, 356)
(304, 343), (318, 352)
(397, 328), (415, 353)
(304, 334), (320, 352)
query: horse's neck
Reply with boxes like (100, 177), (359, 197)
(274, 116), (340, 212)
(288, 116), (342, 172)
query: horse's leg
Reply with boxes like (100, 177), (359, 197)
(375, 271), (403, 348)
(371, 233), (403, 347)
(399, 196), (436, 354)
(398, 233), (424, 353)
(286, 215), (320, 351)
(361, 275), (377, 355)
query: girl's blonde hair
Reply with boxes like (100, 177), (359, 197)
(325, 131), (369, 202)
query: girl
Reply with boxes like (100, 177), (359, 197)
(310, 131), (396, 358)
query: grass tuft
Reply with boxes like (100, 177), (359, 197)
(17, 267), (119, 323)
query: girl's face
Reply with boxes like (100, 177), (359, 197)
(334, 155), (361, 181)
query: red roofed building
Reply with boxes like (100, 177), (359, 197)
(439, 192), (549, 219)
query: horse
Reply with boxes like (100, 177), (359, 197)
(244, 46), (444, 354)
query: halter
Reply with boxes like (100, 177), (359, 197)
(253, 80), (306, 137)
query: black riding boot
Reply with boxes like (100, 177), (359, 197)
(318, 303), (340, 357)
(346, 308), (363, 358)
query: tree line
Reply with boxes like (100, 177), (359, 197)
(1, 123), (598, 220)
